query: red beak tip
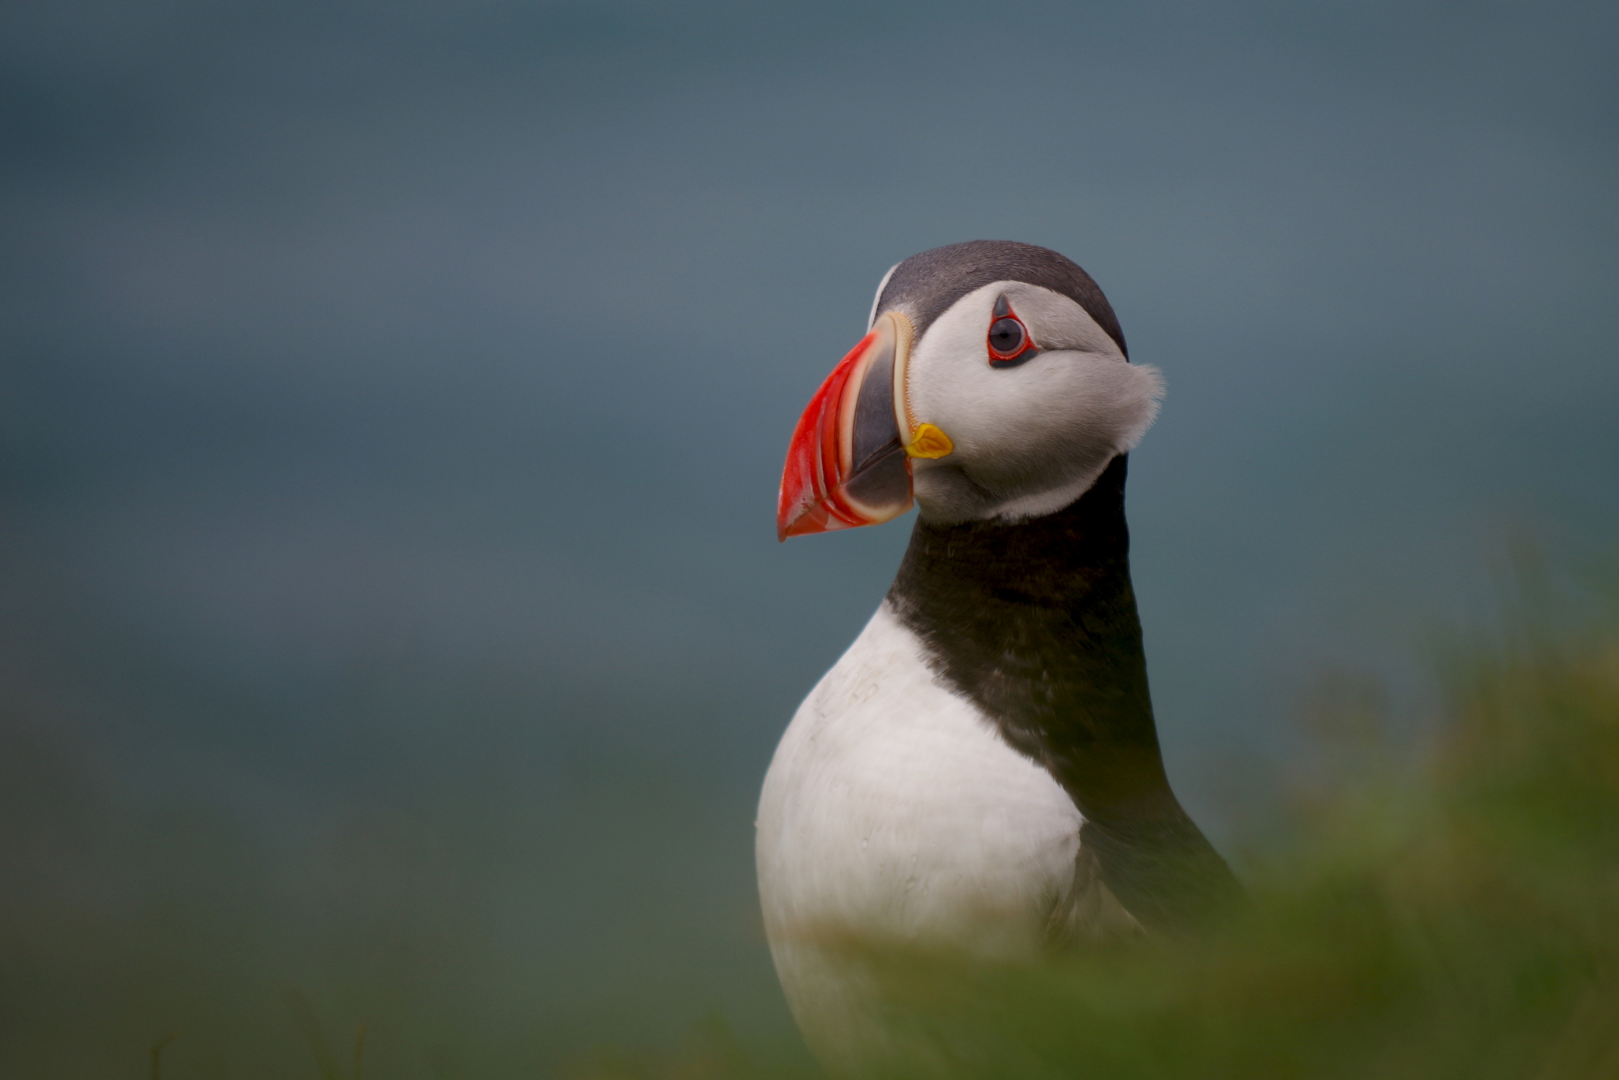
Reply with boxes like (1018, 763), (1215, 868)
(776, 511), (811, 541)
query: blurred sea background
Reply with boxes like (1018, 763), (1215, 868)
(2, 2), (1617, 1077)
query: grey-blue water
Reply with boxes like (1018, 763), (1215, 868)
(2, 2), (1616, 1075)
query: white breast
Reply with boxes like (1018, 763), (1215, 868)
(756, 603), (1093, 1065)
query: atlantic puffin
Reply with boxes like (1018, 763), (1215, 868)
(756, 241), (1241, 1069)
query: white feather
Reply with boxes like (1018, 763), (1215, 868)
(756, 603), (1097, 1065)
(866, 262), (901, 332)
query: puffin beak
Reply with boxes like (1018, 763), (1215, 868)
(778, 312), (952, 540)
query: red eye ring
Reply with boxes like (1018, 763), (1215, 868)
(986, 297), (1036, 367)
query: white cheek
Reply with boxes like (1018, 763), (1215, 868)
(923, 353), (1161, 489)
(900, 279), (1163, 520)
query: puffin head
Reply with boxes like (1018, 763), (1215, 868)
(777, 240), (1164, 539)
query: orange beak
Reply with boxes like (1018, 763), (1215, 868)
(777, 312), (939, 540)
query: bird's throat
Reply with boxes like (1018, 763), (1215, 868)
(887, 455), (1161, 811)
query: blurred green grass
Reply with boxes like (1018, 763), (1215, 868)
(568, 564), (1619, 1079)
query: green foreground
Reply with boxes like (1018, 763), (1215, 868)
(572, 572), (1619, 1079)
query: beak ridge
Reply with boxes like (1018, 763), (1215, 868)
(777, 313), (915, 540)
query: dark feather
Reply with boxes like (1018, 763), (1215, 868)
(887, 455), (1242, 935)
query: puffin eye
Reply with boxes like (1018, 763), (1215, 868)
(986, 299), (1035, 366)
(988, 317), (1024, 355)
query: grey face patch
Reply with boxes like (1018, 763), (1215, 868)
(842, 440), (910, 509)
(850, 347), (898, 473)
(842, 347), (910, 509)
(875, 240), (1129, 358)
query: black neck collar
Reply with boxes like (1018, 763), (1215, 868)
(886, 454), (1240, 932)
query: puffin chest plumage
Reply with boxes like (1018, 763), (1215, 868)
(757, 602), (1098, 953)
(754, 604), (1092, 1060)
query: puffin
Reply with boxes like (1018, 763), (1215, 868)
(755, 240), (1241, 1070)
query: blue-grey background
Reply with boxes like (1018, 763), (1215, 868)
(2, 1), (1616, 1076)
